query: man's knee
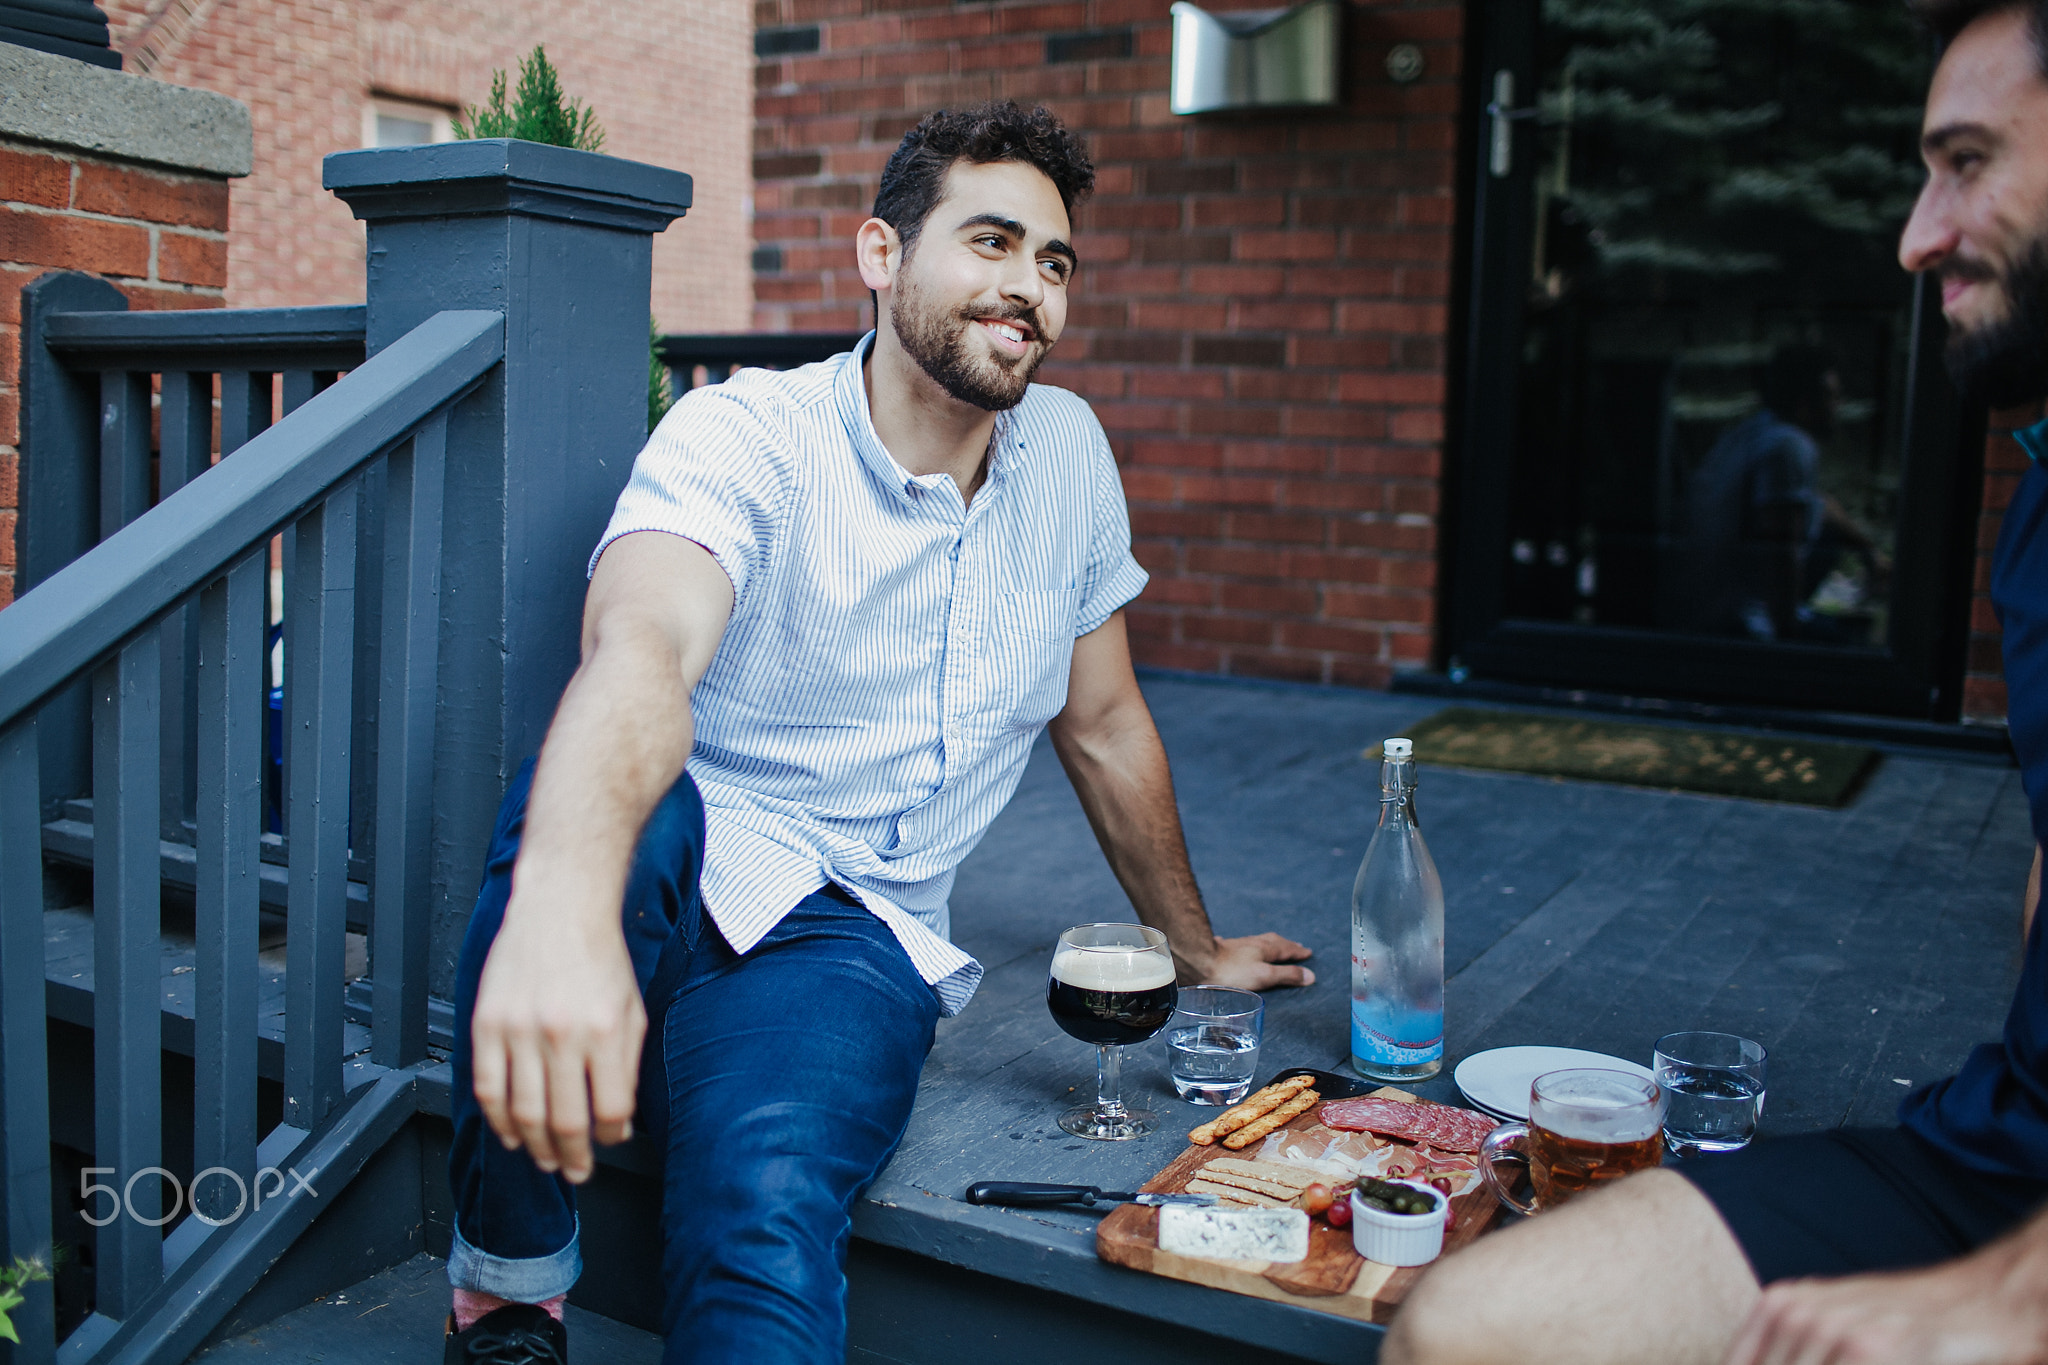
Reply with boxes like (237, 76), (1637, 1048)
(1384, 1170), (1757, 1365)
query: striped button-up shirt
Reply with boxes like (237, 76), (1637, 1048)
(593, 334), (1148, 1015)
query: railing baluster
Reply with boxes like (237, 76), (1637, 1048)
(219, 371), (273, 457)
(193, 554), (263, 1221)
(0, 719), (54, 1364)
(93, 632), (163, 1316)
(160, 372), (212, 836)
(284, 483), (356, 1126)
(372, 414), (447, 1066)
(99, 370), (152, 538)
(281, 369), (317, 417)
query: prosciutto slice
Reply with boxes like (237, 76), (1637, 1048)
(1318, 1097), (1498, 1153)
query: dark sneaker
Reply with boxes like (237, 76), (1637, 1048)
(443, 1304), (568, 1364)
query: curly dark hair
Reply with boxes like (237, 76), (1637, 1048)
(873, 101), (1095, 256)
(1911, 0), (2048, 71)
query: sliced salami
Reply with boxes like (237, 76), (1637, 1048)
(1318, 1097), (1498, 1153)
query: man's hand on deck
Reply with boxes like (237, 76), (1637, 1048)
(1177, 930), (1315, 991)
(470, 899), (646, 1184)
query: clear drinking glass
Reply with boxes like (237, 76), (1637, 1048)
(1654, 1032), (1767, 1157)
(1167, 985), (1264, 1105)
(1047, 923), (1178, 1140)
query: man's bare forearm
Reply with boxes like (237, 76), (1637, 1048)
(501, 533), (734, 938)
(1048, 695), (1219, 976)
(509, 624), (695, 935)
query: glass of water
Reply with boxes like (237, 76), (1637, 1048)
(1653, 1031), (1767, 1157)
(1167, 986), (1264, 1105)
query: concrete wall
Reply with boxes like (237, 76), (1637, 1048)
(96, 0), (753, 332)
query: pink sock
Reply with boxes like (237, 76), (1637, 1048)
(451, 1288), (567, 1331)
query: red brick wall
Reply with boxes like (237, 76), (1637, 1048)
(99, 0), (753, 331)
(752, 0), (1461, 686)
(1964, 415), (2040, 725)
(0, 139), (230, 608)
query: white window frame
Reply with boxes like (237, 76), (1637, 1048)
(362, 94), (457, 149)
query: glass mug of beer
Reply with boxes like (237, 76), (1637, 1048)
(1478, 1069), (1668, 1214)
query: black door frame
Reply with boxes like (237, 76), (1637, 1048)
(1442, 0), (1987, 722)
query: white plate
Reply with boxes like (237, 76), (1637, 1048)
(1453, 1046), (1656, 1122)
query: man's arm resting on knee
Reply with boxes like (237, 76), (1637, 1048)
(1045, 612), (1313, 991)
(1725, 1200), (2048, 1365)
(470, 531), (733, 1184)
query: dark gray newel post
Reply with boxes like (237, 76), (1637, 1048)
(324, 141), (691, 991)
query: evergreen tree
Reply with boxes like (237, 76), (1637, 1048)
(453, 47), (605, 152)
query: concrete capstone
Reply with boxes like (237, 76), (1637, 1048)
(0, 40), (250, 176)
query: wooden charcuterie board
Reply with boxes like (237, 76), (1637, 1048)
(1094, 1087), (1502, 1324)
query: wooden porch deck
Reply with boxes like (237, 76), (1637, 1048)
(171, 674), (2029, 1362)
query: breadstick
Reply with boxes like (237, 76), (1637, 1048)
(1187, 1074), (1317, 1145)
(1221, 1089), (1320, 1150)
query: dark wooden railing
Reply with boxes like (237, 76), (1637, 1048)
(0, 309), (501, 1365)
(655, 331), (863, 396)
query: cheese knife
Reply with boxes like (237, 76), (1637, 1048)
(964, 1181), (1218, 1209)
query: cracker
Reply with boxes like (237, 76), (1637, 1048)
(1191, 1171), (1303, 1201)
(1190, 1164), (1313, 1200)
(1185, 1178), (1287, 1208)
(1187, 1074), (1317, 1145)
(1201, 1157), (1317, 1190)
(1221, 1089), (1320, 1149)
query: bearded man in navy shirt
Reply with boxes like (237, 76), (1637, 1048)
(1390, 4), (2048, 1363)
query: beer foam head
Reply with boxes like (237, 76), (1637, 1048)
(1052, 946), (1176, 992)
(1529, 1068), (1665, 1144)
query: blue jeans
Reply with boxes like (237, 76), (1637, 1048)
(448, 762), (941, 1362)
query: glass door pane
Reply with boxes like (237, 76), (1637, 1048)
(1452, 0), (1981, 717)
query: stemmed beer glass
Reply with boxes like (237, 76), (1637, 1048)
(1047, 923), (1178, 1140)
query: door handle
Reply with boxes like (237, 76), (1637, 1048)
(1487, 70), (1541, 177)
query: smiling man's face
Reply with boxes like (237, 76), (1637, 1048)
(1900, 5), (2048, 406)
(887, 159), (1075, 412)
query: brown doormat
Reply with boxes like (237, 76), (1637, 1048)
(1390, 707), (1881, 807)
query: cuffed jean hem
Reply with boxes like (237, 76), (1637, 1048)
(447, 1214), (583, 1302)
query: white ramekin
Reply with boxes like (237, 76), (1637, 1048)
(1350, 1180), (1449, 1267)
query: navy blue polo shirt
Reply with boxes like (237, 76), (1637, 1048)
(1897, 419), (2048, 1180)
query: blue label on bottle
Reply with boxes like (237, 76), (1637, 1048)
(1350, 999), (1443, 1068)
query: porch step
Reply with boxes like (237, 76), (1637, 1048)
(42, 904), (372, 1081)
(186, 1253), (663, 1363)
(43, 798), (372, 931)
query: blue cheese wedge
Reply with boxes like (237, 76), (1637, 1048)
(1156, 1205), (1310, 1264)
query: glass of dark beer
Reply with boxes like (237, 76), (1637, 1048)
(1048, 923), (1178, 1140)
(1478, 1069), (1667, 1214)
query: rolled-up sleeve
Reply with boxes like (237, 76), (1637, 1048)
(1075, 419), (1149, 637)
(589, 386), (788, 609)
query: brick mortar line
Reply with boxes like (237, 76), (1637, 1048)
(0, 200), (229, 239)
(0, 136), (223, 187)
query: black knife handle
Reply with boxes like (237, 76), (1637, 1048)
(964, 1181), (1101, 1207)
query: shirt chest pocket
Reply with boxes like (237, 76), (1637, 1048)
(989, 587), (1080, 728)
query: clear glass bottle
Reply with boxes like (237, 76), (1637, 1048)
(1350, 737), (1445, 1081)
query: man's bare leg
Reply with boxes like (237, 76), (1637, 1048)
(1383, 1170), (1760, 1365)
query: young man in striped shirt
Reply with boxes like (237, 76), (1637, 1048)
(438, 101), (1315, 1363)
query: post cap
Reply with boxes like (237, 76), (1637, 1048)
(323, 139), (691, 234)
(1383, 738), (1413, 759)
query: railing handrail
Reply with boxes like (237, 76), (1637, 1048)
(656, 330), (863, 369)
(41, 303), (368, 372)
(0, 307), (502, 731)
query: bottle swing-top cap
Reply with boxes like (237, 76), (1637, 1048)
(1383, 738), (1413, 759)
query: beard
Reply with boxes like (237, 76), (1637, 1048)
(1944, 234), (2048, 409)
(890, 265), (1048, 412)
